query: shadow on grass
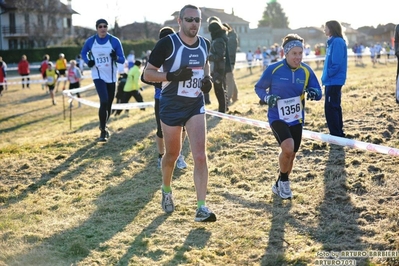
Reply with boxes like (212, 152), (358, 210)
(262, 199), (297, 265)
(220, 192), (310, 265)
(162, 228), (211, 266)
(0, 89), (50, 107)
(219, 145), (368, 265)
(1, 111), (153, 206)
(0, 111), (64, 135)
(0, 141), (99, 208)
(315, 144), (366, 263)
(5, 116), (168, 264)
(6, 109), (218, 265)
(0, 105), (52, 125)
(0, 105), (55, 134)
(206, 113), (223, 131)
(117, 226), (211, 266)
(116, 214), (171, 265)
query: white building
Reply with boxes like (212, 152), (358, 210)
(0, 0), (78, 50)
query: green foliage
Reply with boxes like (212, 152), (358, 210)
(0, 39), (157, 64)
(121, 39), (157, 59)
(0, 47), (82, 65)
(258, 0), (289, 28)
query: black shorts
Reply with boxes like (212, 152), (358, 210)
(58, 69), (66, 75)
(69, 82), (80, 90)
(270, 120), (302, 152)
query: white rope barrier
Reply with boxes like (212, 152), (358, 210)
(60, 82), (399, 157)
(205, 110), (399, 157)
(0, 75), (93, 86)
(62, 83), (155, 110)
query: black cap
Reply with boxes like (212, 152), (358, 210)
(222, 23), (231, 31)
(159, 27), (175, 39)
(208, 20), (226, 33)
(96, 18), (108, 28)
(207, 16), (221, 24)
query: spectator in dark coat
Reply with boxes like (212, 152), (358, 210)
(208, 20), (231, 113)
(223, 23), (239, 104)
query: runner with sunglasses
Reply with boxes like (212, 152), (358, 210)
(81, 19), (126, 142)
(143, 5), (216, 222)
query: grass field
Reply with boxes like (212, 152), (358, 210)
(1, 59), (399, 266)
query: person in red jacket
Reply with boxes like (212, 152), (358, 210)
(17, 55), (30, 89)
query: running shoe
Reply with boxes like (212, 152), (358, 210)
(194, 206), (217, 222)
(161, 189), (175, 213)
(176, 155), (187, 169)
(98, 130), (108, 142)
(272, 180), (293, 199)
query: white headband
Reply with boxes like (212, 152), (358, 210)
(283, 40), (303, 55)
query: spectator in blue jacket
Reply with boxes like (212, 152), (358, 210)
(321, 20), (348, 137)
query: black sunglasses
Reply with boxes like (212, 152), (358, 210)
(184, 17), (201, 23)
(98, 25), (108, 29)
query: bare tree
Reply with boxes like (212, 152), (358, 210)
(13, 0), (76, 47)
(62, 26), (95, 46)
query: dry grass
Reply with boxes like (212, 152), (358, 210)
(1, 59), (399, 266)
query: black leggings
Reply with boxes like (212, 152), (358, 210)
(94, 79), (115, 131)
(21, 74), (30, 88)
(115, 90), (144, 115)
(213, 80), (227, 113)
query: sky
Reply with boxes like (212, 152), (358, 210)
(63, 0), (398, 30)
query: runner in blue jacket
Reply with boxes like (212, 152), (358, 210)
(255, 33), (322, 199)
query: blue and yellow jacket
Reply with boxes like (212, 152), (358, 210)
(255, 59), (322, 126)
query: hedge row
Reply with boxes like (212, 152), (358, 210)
(0, 39), (157, 64)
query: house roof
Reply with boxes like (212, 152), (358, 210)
(357, 23), (396, 35)
(118, 21), (163, 41)
(1, 0), (78, 15)
(164, 7), (249, 26)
